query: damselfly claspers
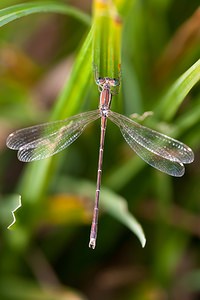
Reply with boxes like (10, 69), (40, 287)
(6, 68), (194, 249)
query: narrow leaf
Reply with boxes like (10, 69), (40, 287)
(92, 0), (122, 112)
(19, 27), (93, 207)
(92, 0), (121, 78)
(155, 59), (200, 121)
(101, 186), (146, 247)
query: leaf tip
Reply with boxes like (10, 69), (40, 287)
(142, 237), (146, 248)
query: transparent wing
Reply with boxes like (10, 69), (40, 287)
(7, 110), (100, 162)
(108, 111), (194, 177)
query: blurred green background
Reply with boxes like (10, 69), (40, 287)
(0, 0), (200, 299)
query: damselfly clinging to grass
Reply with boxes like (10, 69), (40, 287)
(6, 66), (194, 249)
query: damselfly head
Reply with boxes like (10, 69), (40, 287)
(96, 77), (119, 87)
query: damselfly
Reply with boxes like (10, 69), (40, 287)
(6, 68), (194, 249)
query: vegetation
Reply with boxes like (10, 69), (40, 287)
(0, 0), (200, 299)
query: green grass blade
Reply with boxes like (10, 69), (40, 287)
(92, 0), (121, 78)
(92, 0), (122, 113)
(105, 155), (145, 191)
(0, 1), (91, 27)
(172, 98), (200, 137)
(155, 58), (200, 121)
(114, 0), (135, 17)
(51, 27), (94, 121)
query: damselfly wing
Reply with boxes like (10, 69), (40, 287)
(7, 111), (100, 162)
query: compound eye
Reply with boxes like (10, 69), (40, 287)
(96, 77), (102, 85)
(113, 79), (118, 86)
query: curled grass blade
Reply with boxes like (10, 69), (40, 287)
(56, 176), (146, 248)
(101, 186), (146, 248)
(0, 1), (91, 28)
